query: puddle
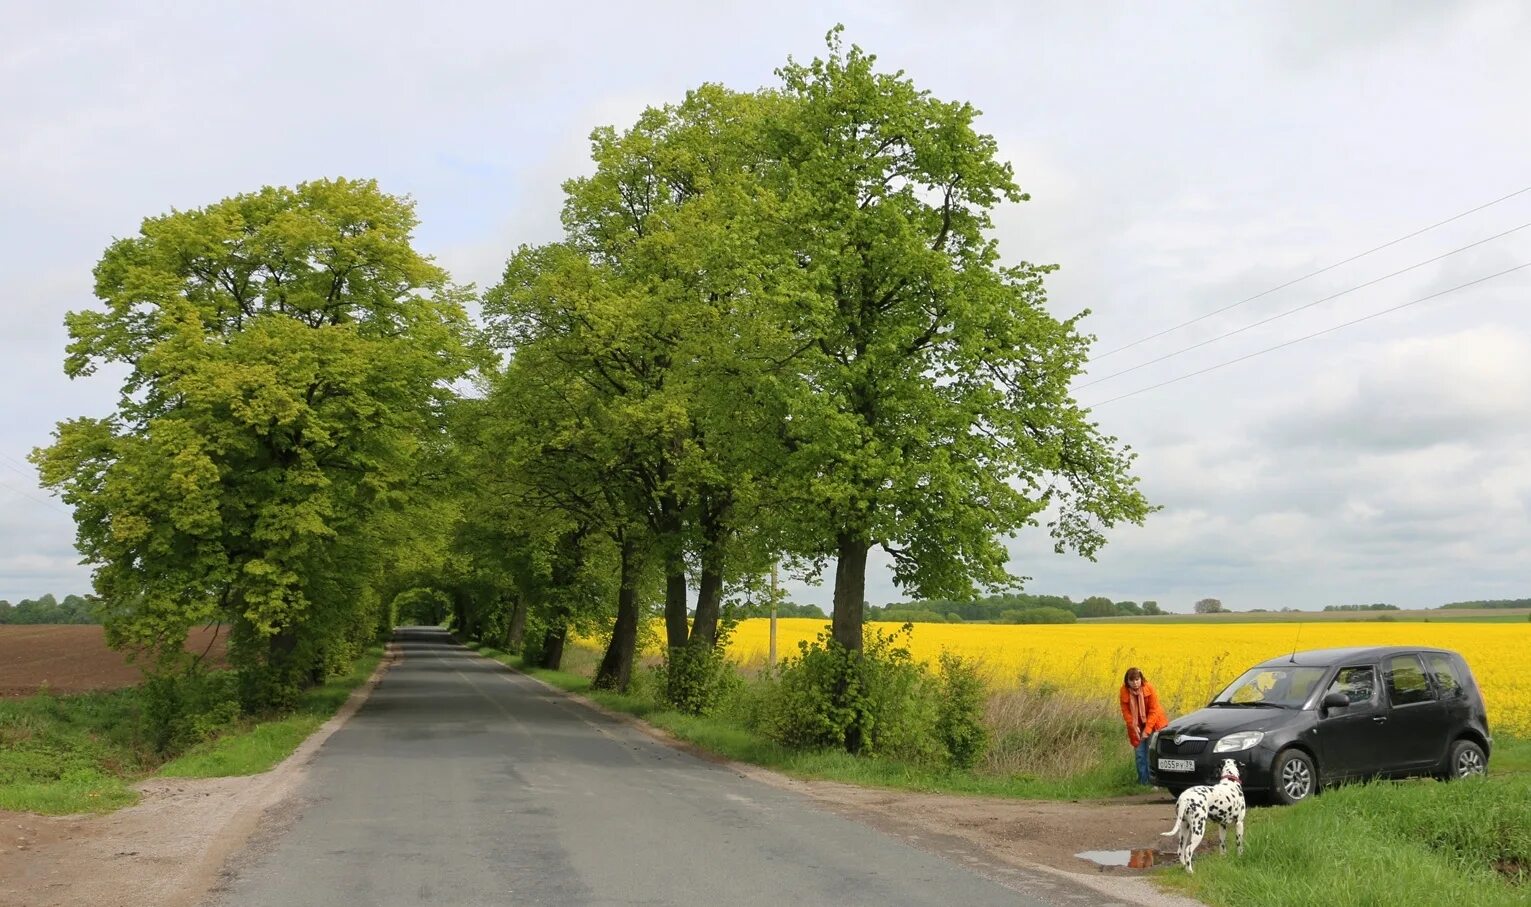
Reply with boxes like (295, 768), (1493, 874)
(1075, 849), (1163, 870)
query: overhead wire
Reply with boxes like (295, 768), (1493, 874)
(1090, 184), (1531, 361)
(1077, 221), (1531, 390)
(1081, 261), (1531, 409)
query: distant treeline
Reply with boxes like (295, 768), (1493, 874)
(734, 600), (828, 619)
(0, 593), (101, 624)
(1323, 603), (1400, 611)
(1437, 599), (1531, 610)
(866, 594), (1161, 624)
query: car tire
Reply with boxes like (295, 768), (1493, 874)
(1445, 739), (1487, 779)
(1271, 749), (1317, 805)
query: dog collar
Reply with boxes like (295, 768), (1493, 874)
(1221, 774), (1241, 782)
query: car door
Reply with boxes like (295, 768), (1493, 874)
(1315, 664), (1383, 782)
(1378, 653), (1452, 771)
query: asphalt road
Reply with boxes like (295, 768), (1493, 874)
(207, 627), (1124, 907)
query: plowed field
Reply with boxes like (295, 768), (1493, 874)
(0, 625), (228, 697)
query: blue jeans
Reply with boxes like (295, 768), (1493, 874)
(1134, 738), (1151, 785)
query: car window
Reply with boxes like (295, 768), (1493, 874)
(1385, 654), (1436, 706)
(1423, 653), (1464, 699)
(1325, 665), (1377, 707)
(1213, 666), (1329, 708)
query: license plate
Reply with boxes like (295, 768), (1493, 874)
(1158, 758), (1195, 772)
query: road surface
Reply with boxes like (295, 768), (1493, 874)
(209, 627), (1137, 906)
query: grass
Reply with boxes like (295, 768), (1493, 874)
(1163, 775), (1530, 906)
(0, 646), (383, 814)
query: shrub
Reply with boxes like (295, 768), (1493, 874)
(756, 624), (943, 763)
(660, 618), (744, 716)
(934, 652), (989, 768)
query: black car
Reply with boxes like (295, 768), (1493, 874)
(1147, 645), (1491, 804)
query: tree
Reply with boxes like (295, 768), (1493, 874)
(33, 177), (479, 709)
(1141, 600), (1163, 616)
(1080, 596), (1117, 618)
(1194, 598), (1226, 614)
(763, 31), (1153, 655)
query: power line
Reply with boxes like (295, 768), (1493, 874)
(1090, 184), (1531, 361)
(1078, 221), (1531, 389)
(1082, 262), (1531, 409)
(0, 480), (73, 517)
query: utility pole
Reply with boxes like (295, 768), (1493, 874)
(769, 561), (779, 667)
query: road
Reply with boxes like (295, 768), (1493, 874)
(208, 627), (1131, 906)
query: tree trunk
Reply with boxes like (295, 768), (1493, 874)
(505, 594), (527, 653)
(831, 533), (869, 652)
(540, 623), (567, 670)
(660, 502), (690, 648)
(594, 537), (640, 690)
(689, 495), (729, 647)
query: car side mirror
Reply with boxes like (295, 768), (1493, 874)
(1322, 691), (1349, 710)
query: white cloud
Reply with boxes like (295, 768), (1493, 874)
(5, 2), (1531, 612)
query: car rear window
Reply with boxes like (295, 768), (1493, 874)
(1385, 654), (1436, 706)
(1424, 653), (1465, 699)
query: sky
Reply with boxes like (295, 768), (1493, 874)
(3, 1), (1529, 613)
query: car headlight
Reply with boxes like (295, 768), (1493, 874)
(1214, 731), (1264, 753)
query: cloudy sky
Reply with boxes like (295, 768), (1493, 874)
(4, 1), (1529, 613)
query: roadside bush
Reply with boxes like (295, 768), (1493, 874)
(934, 652), (989, 768)
(660, 617), (744, 716)
(754, 625), (943, 763)
(660, 639), (743, 715)
(143, 669), (243, 754)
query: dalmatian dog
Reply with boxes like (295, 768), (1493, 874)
(1161, 758), (1246, 874)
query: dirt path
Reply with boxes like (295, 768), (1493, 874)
(0, 648), (1199, 907)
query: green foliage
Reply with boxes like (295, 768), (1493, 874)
(869, 609), (950, 623)
(0, 593), (101, 624)
(755, 625), (941, 763)
(658, 614), (745, 716)
(141, 670), (242, 754)
(33, 177), (479, 708)
(1437, 599), (1531, 610)
(934, 653), (989, 769)
(1000, 606), (1076, 624)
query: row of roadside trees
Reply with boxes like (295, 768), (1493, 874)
(33, 31), (1152, 753)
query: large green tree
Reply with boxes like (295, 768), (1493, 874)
(33, 177), (479, 707)
(763, 32), (1153, 654)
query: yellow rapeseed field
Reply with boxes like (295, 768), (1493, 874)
(725, 618), (1531, 737)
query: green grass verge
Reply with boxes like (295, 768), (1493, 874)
(0, 687), (151, 814)
(0, 646), (383, 814)
(1162, 774), (1529, 906)
(157, 647), (382, 778)
(469, 644), (1144, 800)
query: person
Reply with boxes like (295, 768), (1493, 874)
(1119, 666), (1168, 785)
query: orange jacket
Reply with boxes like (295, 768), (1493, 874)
(1119, 680), (1169, 746)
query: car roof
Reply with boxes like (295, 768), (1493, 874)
(1253, 645), (1460, 668)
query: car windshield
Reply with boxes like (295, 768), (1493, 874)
(1210, 666), (1328, 709)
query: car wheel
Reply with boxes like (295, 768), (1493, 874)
(1271, 749), (1316, 805)
(1446, 739), (1487, 779)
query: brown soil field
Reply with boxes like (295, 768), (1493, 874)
(0, 625), (229, 697)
